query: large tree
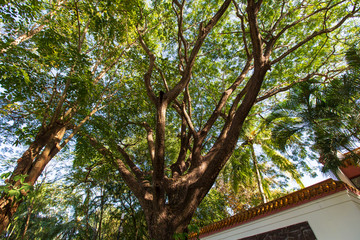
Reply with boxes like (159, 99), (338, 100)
(1, 0), (359, 239)
(83, 0), (359, 238)
(0, 0), (138, 232)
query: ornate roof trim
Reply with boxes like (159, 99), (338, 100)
(342, 147), (360, 167)
(189, 179), (359, 239)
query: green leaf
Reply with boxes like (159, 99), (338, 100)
(19, 183), (33, 192)
(0, 185), (9, 193)
(1, 172), (11, 180)
(20, 68), (30, 84)
(8, 189), (21, 198)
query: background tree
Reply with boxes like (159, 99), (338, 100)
(221, 116), (304, 206)
(268, 44), (360, 173)
(0, 152), (151, 240)
(248, 119), (304, 201)
(0, 0), (139, 232)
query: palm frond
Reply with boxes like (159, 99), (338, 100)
(261, 144), (304, 188)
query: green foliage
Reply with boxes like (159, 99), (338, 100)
(173, 224), (200, 240)
(191, 188), (229, 228)
(268, 46), (360, 172)
(221, 114), (305, 206)
(1, 157), (150, 239)
(1, 0), (359, 238)
(0, 173), (33, 201)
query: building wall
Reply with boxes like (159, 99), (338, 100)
(202, 191), (360, 240)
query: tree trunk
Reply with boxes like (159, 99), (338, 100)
(96, 189), (105, 240)
(143, 201), (195, 240)
(147, 217), (178, 240)
(0, 196), (21, 234)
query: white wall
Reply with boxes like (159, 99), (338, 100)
(202, 190), (360, 240)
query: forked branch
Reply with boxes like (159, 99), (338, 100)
(84, 133), (146, 199)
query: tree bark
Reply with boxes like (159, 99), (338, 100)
(146, 209), (191, 240)
(0, 196), (21, 234)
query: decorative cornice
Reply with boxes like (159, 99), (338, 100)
(341, 147), (360, 167)
(189, 179), (359, 239)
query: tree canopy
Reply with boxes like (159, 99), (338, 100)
(1, 0), (359, 239)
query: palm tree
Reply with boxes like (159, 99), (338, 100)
(223, 117), (304, 205)
(268, 45), (360, 172)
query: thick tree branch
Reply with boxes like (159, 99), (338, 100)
(148, 1), (233, 212)
(256, 73), (315, 103)
(79, 19), (91, 51)
(193, 69), (268, 188)
(116, 144), (145, 182)
(85, 133), (146, 200)
(60, 102), (107, 149)
(181, 102), (196, 137)
(183, 1), (269, 188)
(247, 0), (264, 62)
(50, 72), (73, 126)
(0, 1), (65, 54)
(153, 103), (167, 209)
(142, 122), (156, 164)
(41, 75), (59, 128)
(172, 0), (188, 71)
(26, 126), (67, 184)
(0, 24), (46, 55)
(75, 1), (82, 52)
(130, 121), (156, 164)
(184, 85), (192, 119)
(171, 116), (191, 177)
(200, 60), (252, 141)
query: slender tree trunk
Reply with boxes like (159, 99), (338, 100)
(116, 213), (125, 240)
(21, 175), (47, 239)
(21, 199), (34, 239)
(96, 189), (105, 240)
(85, 188), (91, 236)
(132, 215), (138, 240)
(128, 199), (139, 240)
(5, 223), (16, 240)
(250, 144), (267, 203)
